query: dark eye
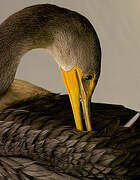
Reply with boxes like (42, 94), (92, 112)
(85, 74), (93, 80)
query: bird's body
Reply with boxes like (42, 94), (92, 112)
(0, 93), (139, 179)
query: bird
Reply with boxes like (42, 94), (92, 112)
(0, 3), (101, 131)
(0, 3), (140, 180)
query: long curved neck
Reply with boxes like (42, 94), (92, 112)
(0, 5), (56, 95)
(0, 4), (99, 95)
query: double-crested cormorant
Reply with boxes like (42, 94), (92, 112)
(0, 4), (139, 180)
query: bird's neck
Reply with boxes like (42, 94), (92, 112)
(0, 25), (35, 95)
(0, 32), (23, 95)
(0, 6), (55, 95)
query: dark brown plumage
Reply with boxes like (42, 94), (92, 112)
(0, 93), (139, 180)
(0, 4), (139, 179)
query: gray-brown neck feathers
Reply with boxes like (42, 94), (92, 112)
(0, 4), (101, 95)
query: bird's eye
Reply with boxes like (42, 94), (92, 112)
(85, 74), (93, 80)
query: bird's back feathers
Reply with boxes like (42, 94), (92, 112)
(0, 93), (139, 179)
